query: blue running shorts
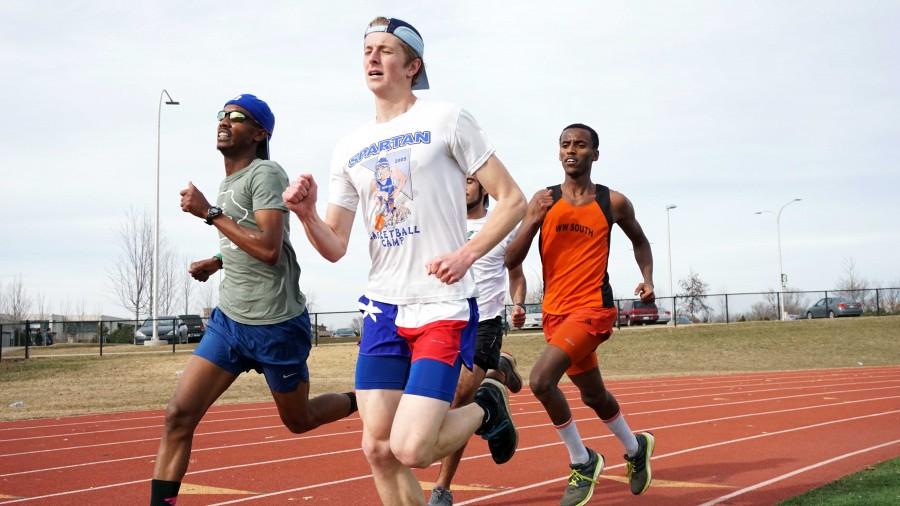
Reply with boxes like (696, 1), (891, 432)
(354, 296), (478, 402)
(194, 307), (312, 393)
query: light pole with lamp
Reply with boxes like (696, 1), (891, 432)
(148, 89), (180, 345)
(755, 197), (802, 321)
(665, 204), (677, 299)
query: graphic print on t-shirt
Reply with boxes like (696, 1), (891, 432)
(362, 149), (414, 233)
(218, 189), (249, 251)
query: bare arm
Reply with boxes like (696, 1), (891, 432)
(188, 257), (221, 282)
(611, 190), (655, 302)
(283, 174), (355, 263)
(427, 155), (526, 284)
(180, 182), (284, 266)
(507, 263), (526, 328)
(505, 189), (553, 269)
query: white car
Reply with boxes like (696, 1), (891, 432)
(521, 303), (543, 329)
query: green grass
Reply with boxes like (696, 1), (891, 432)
(1, 315), (898, 503)
(780, 457), (900, 505)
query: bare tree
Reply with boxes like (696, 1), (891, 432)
(33, 292), (48, 320)
(180, 257), (194, 315)
(836, 257), (868, 301)
(677, 270), (712, 322)
(304, 290), (316, 313)
(763, 287), (807, 317)
(76, 297), (87, 321)
(747, 300), (778, 321)
(6, 275), (32, 321)
(0, 280), (6, 319)
(157, 236), (181, 316)
(110, 208), (153, 327)
(350, 316), (363, 335)
(199, 276), (219, 315)
(879, 282), (900, 315)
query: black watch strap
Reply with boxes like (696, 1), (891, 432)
(205, 206), (223, 225)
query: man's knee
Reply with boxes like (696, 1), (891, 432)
(529, 370), (556, 398)
(163, 400), (202, 436)
(390, 436), (433, 469)
(280, 413), (316, 434)
(362, 433), (395, 468)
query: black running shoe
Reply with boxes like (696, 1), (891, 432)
(497, 352), (523, 393)
(474, 378), (518, 464)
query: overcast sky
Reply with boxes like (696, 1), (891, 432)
(2, 1), (898, 320)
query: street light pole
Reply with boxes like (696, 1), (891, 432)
(775, 198), (802, 320)
(665, 204), (677, 298)
(149, 90), (180, 346)
(756, 198), (802, 321)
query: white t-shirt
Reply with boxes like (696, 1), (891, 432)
(329, 100), (495, 305)
(468, 214), (516, 320)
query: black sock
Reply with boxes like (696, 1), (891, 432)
(345, 391), (358, 415)
(150, 479), (181, 506)
(473, 395), (493, 431)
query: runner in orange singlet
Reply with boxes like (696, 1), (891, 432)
(506, 124), (657, 506)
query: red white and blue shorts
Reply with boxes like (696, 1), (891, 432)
(355, 295), (478, 402)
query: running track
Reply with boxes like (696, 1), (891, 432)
(1, 365), (899, 505)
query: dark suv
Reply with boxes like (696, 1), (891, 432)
(618, 300), (659, 326)
(179, 314), (206, 342)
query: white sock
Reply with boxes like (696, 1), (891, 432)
(556, 418), (590, 465)
(604, 412), (639, 456)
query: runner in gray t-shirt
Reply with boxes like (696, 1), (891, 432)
(149, 94), (357, 506)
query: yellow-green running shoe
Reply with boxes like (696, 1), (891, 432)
(560, 448), (604, 506)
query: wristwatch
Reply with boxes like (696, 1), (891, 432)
(205, 206), (223, 225)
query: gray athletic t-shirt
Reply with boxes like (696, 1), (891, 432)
(216, 159), (306, 325)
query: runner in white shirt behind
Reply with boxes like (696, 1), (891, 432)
(427, 177), (528, 506)
(283, 16), (526, 506)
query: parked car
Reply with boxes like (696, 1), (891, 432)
(656, 308), (672, 325)
(521, 303), (543, 329)
(332, 328), (357, 338)
(179, 314), (205, 343)
(805, 297), (863, 319)
(134, 317), (188, 344)
(673, 315), (693, 325)
(618, 300), (659, 326)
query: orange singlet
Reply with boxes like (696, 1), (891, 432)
(540, 184), (618, 375)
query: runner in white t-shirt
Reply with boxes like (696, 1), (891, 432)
(283, 16), (526, 505)
(427, 177), (528, 506)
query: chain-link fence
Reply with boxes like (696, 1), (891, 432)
(3, 287), (898, 360)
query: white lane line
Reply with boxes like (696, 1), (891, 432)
(3, 382), (896, 465)
(2, 366), (892, 433)
(0, 445), (364, 504)
(0, 414), (279, 443)
(455, 410), (900, 505)
(1, 368), (891, 437)
(2, 373), (895, 447)
(9, 396), (893, 505)
(0, 405), (277, 433)
(0, 429), (363, 478)
(697, 438), (900, 506)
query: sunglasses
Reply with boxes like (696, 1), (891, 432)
(217, 110), (259, 125)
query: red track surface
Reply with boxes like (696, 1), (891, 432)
(1, 365), (899, 505)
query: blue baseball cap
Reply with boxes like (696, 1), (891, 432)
(365, 17), (429, 90)
(224, 93), (274, 159)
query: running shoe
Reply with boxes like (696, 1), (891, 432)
(474, 378), (517, 464)
(624, 431), (655, 495)
(428, 486), (453, 505)
(560, 448), (604, 506)
(497, 351), (523, 393)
